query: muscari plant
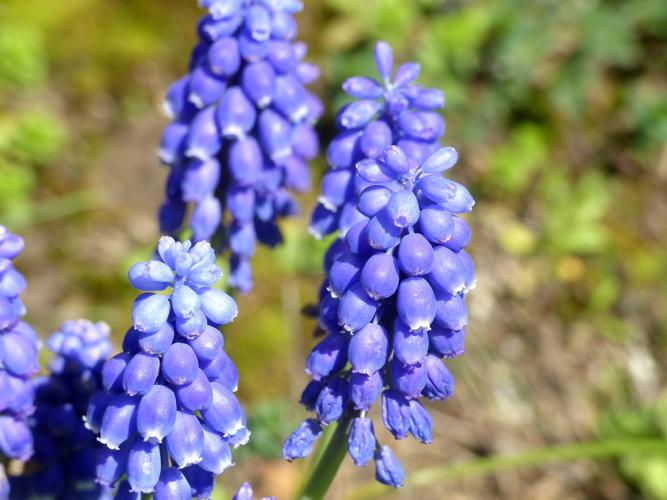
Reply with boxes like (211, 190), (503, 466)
(0, 3), (475, 500)
(88, 236), (249, 498)
(0, 226), (40, 495)
(9, 319), (114, 499)
(158, 0), (321, 293)
(284, 41), (474, 490)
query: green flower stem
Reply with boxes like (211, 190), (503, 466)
(349, 438), (667, 499)
(296, 413), (354, 500)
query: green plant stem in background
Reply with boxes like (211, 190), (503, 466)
(350, 438), (667, 499)
(296, 413), (353, 500)
(10, 189), (106, 230)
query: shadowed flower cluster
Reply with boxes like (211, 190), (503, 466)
(9, 320), (113, 499)
(310, 41), (445, 239)
(89, 237), (248, 498)
(0, 226), (40, 493)
(284, 47), (475, 486)
(159, 0), (321, 293)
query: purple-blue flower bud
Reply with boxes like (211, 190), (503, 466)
(200, 424), (233, 474)
(99, 393), (139, 450)
(429, 326), (465, 358)
(174, 369), (213, 412)
(393, 319), (429, 365)
(315, 377), (348, 425)
(349, 371), (383, 411)
(390, 358), (427, 399)
(359, 252), (400, 300)
(166, 411), (205, 468)
(408, 399), (433, 444)
(397, 232), (434, 276)
(396, 277), (436, 332)
(348, 323), (388, 375)
(348, 417), (376, 467)
(305, 333), (348, 381)
(122, 352), (160, 396)
(137, 385), (177, 443)
(282, 419), (322, 461)
(381, 390), (410, 439)
(154, 467), (191, 500)
(162, 343), (199, 386)
(374, 445), (404, 488)
(127, 440), (161, 493)
(200, 382), (244, 436)
(338, 283), (377, 333)
(132, 294), (170, 334)
(422, 355), (454, 400)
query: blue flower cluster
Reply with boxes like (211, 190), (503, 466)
(310, 41), (445, 239)
(159, 0), (321, 293)
(0, 226), (40, 468)
(89, 237), (248, 497)
(9, 320), (113, 499)
(284, 53), (475, 485)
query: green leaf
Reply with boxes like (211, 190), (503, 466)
(11, 109), (68, 165)
(0, 25), (46, 89)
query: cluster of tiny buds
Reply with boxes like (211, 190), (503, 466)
(310, 41), (446, 240)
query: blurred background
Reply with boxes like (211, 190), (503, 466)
(1, 0), (667, 498)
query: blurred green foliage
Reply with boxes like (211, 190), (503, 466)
(0, 13), (68, 227)
(599, 393), (667, 499)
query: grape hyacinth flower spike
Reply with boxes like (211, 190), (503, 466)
(0, 226), (40, 485)
(158, 0), (321, 293)
(310, 40), (446, 239)
(90, 236), (248, 497)
(9, 320), (114, 499)
(285, 56), (475, 486)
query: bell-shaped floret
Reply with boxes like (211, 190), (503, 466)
(200, 382), (245, 436)
(199, 424), (233, 474)
(137, 384), (177, 443)
(393, 319), (429, 365)
(166, 411), (205, 468)
(396, 277), (436, 332)
(99, 394), (139, 450)
(127, 440), (161, 493)
(348, 323), (388, 375)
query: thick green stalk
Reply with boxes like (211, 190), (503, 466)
(349, 438), (667, 499)
(296, 414), (354, 500)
